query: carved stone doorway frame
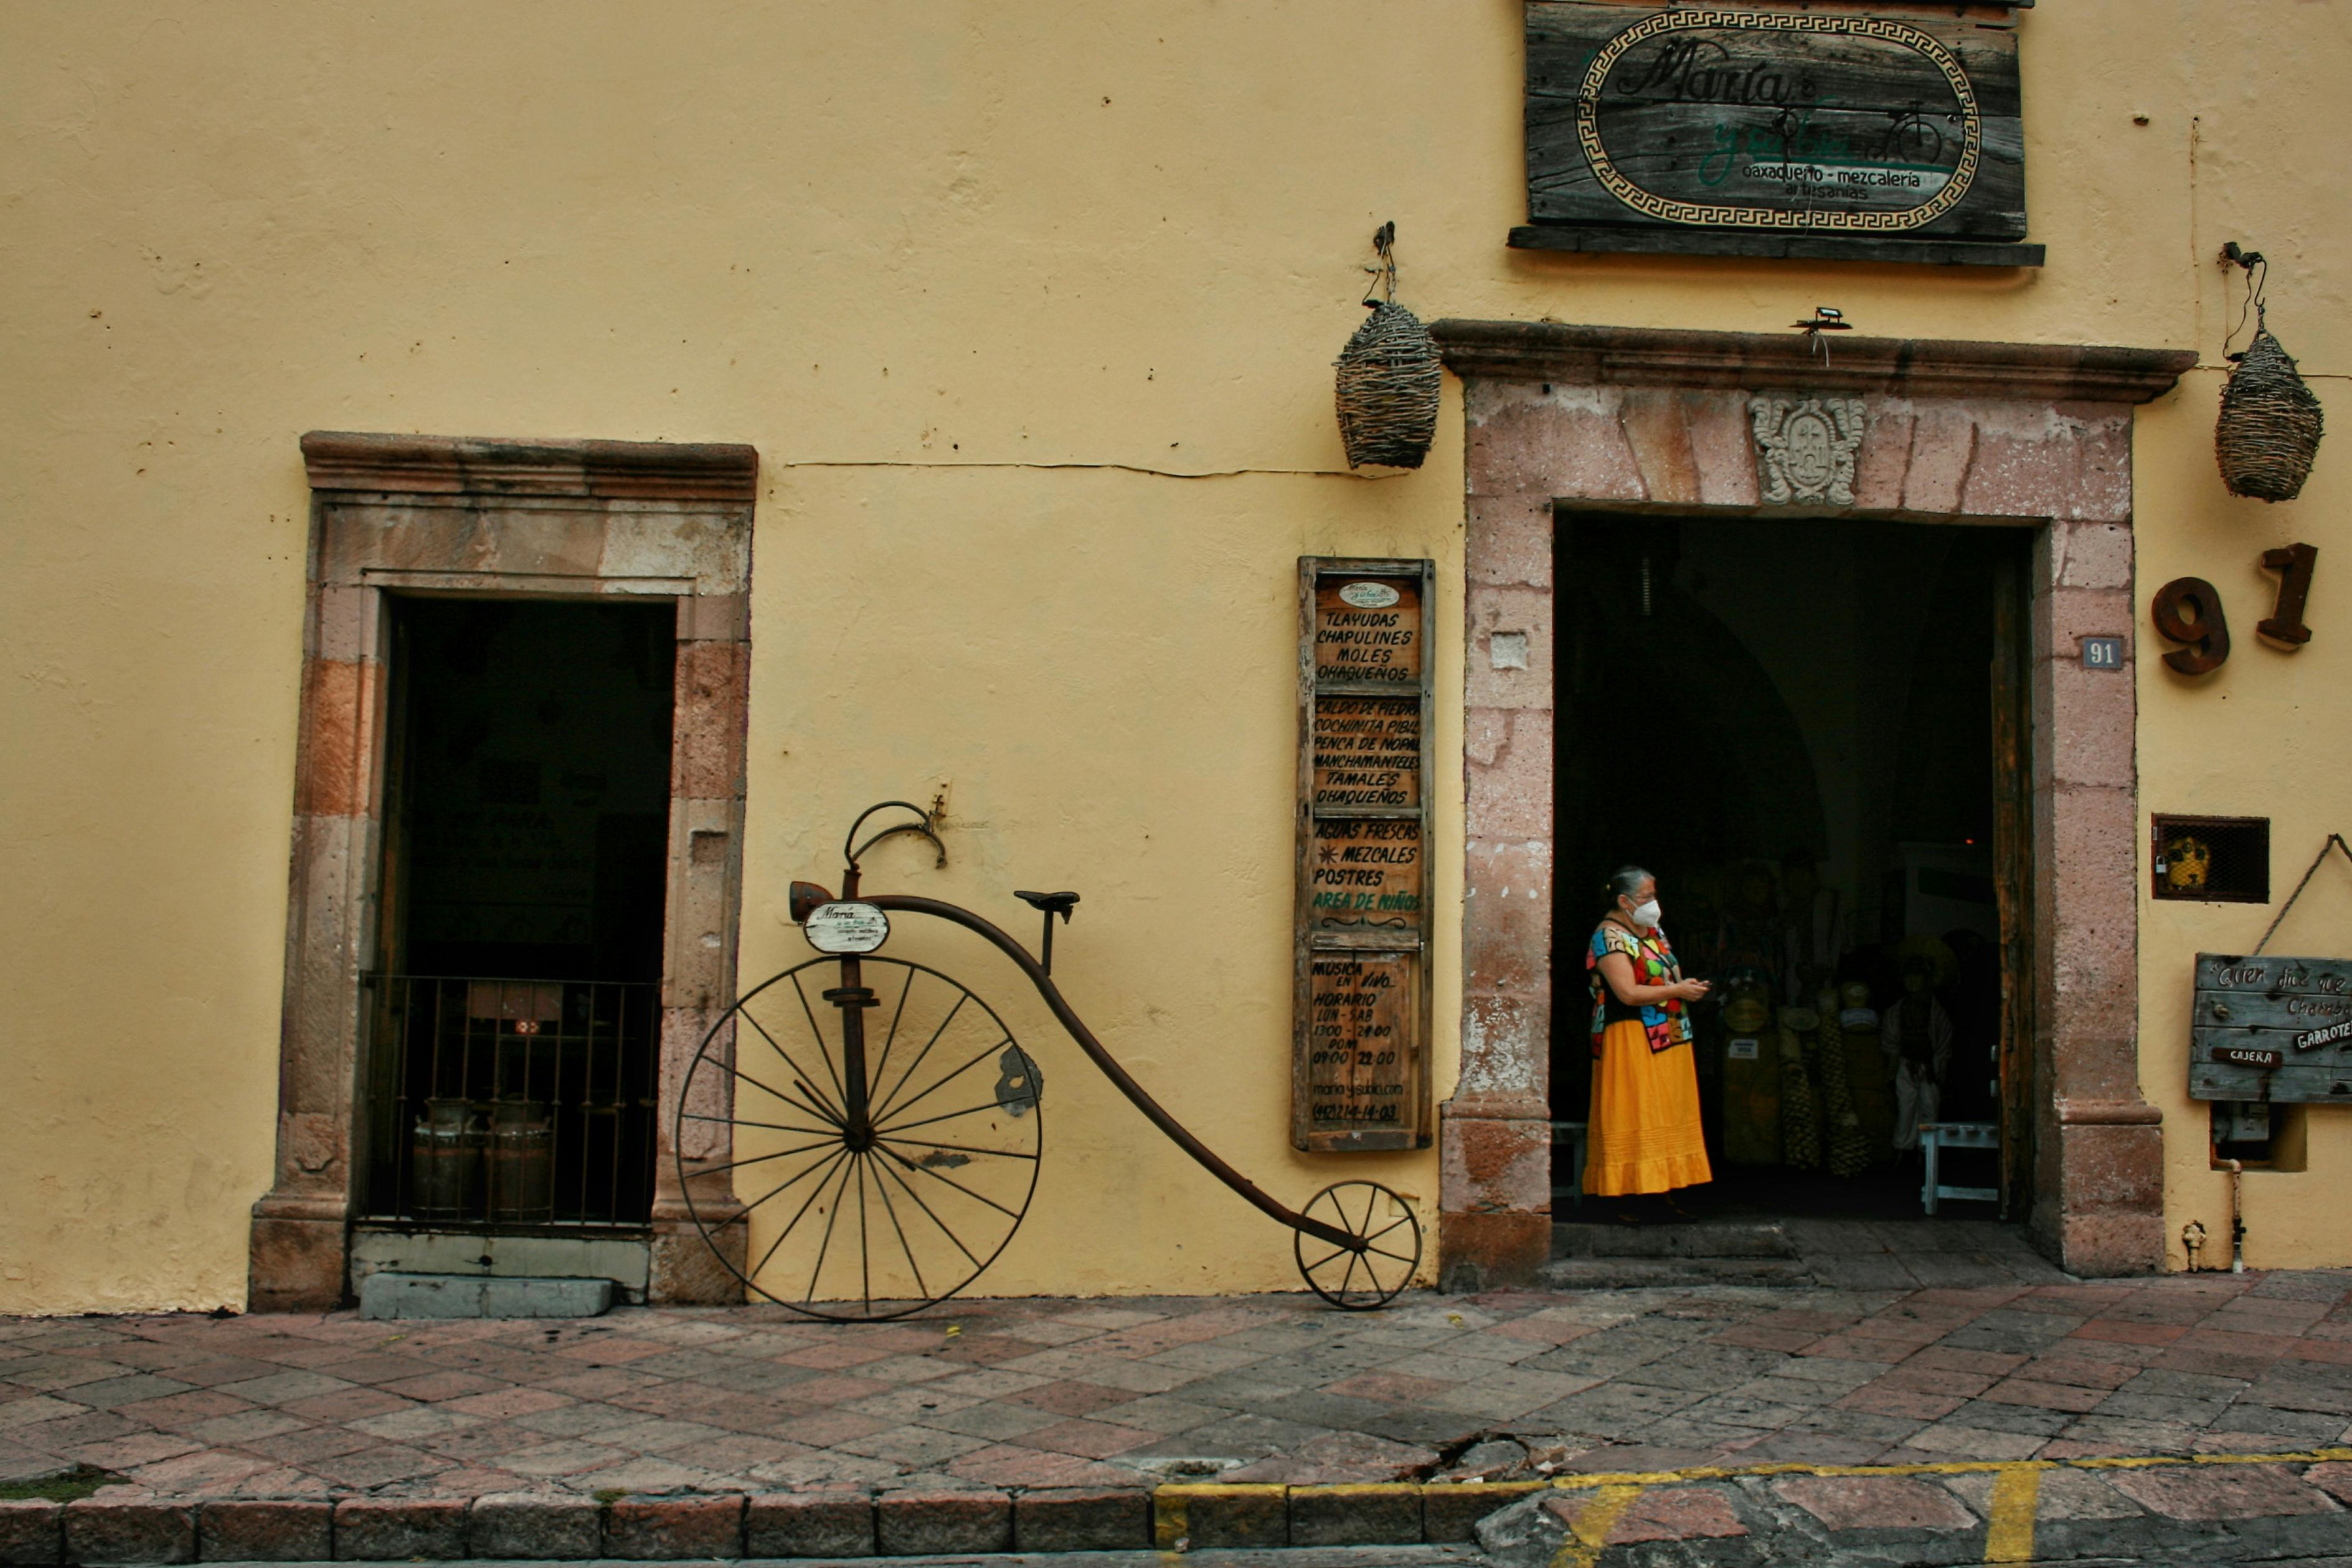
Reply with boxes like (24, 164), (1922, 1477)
(248, 433), (757, 1310)
(1426, 323), (2195, 1286)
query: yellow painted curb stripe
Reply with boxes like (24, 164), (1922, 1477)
(1153, 1482), (1284, 1554)
(1527, 1443), (2352, 1490)
(1549, 1483), (1643, 1568)
(1139, 1445), (2352, 1556)
(1148, 1444), (2352, 1507)
(1983, 1465), (2039, 1564)
(1151, 1489), (1185, 1553)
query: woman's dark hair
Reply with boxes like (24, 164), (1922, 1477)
(1604, 865), (1653, 910)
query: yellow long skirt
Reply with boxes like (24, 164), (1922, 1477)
(1584, 1019), (1712, 1197)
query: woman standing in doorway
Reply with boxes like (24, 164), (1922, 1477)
(1585, 867), (1714, 1220)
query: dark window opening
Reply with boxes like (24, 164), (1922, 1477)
(360, 598), (676, 1230)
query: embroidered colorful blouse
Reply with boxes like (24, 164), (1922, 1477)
(1587, 921), (1693, 1056)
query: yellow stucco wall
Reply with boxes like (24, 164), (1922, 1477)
(2124, 0), (2350, 1272)
(1, 1), (2345, 1311)
(2138, 390), (2351, 1273)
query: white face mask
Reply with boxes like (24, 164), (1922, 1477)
(1629, 899), (1661, 930)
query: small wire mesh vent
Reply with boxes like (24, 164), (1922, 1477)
(2151, 815), (2270, 904)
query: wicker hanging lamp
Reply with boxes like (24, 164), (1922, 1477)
(2216, 245), (2325, 503)
(1334, 222), (1440, 471)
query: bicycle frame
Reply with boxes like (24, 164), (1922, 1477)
(822, 807), (1363, 1257)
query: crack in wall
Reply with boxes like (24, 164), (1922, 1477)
(775, 460), (1372, 481)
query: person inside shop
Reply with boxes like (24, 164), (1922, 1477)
(1883, 953), (1955, 1154)
(1584, 866), (1714, 1222)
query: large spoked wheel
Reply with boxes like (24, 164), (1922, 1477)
(1294, 1181), (1422, 1310)
(676, 956), (1042, 1321)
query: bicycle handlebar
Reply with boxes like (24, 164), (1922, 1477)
(862, 894), (1362, 1255)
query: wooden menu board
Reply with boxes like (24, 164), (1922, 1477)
(1295, 558), (1435, 1151)
(2188, 953), (2352, 1104)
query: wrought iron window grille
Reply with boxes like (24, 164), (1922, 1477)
(359, 975), (659, 1232)
(2151, 815), (2271, 905)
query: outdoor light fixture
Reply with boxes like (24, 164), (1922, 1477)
(1793, 306), (1854, 365)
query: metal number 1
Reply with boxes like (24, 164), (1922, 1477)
(2258, 542), (2318, 646)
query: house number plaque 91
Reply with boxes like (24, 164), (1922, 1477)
(2151, 543), (2319, 674)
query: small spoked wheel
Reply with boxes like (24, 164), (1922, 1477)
(677, 956), (1042, 1321)
(1293, 1181), (1422, 1310)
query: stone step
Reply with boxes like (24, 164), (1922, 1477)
(1550, 1219), (1798, 1260)
(357, 1272), (614, 1320)
(1537, 1256), (1818, 1290)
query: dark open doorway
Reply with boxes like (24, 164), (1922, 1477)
(1551, 513), (2031, 1226)
(358, 598), (676, 1232)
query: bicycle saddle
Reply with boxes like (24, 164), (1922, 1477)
(1014, 889), (1080, 919)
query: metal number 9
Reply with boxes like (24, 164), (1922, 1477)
(2150, 577), (2230, 674)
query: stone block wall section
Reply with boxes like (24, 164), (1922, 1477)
(1427, 321), (2196, 1288)
(248, 433), (758, 1312)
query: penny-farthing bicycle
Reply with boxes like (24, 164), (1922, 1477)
(675, 801), (1423, 1321)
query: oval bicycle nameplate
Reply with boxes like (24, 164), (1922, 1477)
(805, 901), (890, 955)
(1575, 9), (1983, 234)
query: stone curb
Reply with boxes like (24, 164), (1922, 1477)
(1011, 1488), (1149, 1554)
(198, 1502), (333, 1563)
(6, 1482), (1540, 1563)
(1151, 1483), (1286, 1552)
(602, 1496), (742, 1562)
(1286, 1483), (1422, 1548)
(875, 1490), (1009, 1557)
(62, 1500), (193, 1566)
(745, 1493), (869, 1560)
(0, 1477), (1785, 1567)
(330, 1499), (466, 1561)
(0, 1503), (63, 1568)
(466, 1494), (600, 1561)
(35, 1462), (2352, 1561)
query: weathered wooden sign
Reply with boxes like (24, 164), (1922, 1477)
(2188, 953), (2352, 1104)
(1295, 559), (1436, 1151)
(1521, 2), (2038, 266)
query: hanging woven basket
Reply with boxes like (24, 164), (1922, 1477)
(2217, 326), (2325, 503)
(1335, 301), (1440, 470)
(1334, 224), (1440, 471)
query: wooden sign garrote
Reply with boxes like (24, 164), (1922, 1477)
(1522, 2), (2035, 266)
(2189, 953), (2352, 1104)
(1296, 559), (1436, 1151)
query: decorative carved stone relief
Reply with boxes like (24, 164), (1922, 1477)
(1750, 393), (1868, 506)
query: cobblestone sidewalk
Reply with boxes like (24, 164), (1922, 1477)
(4, 1234), (2351, 1561)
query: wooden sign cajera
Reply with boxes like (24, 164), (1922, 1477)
(1520, 1), (2038, 267)
(1295, 558), (1437, 1151)
(2188, 953), (2352, 1104)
